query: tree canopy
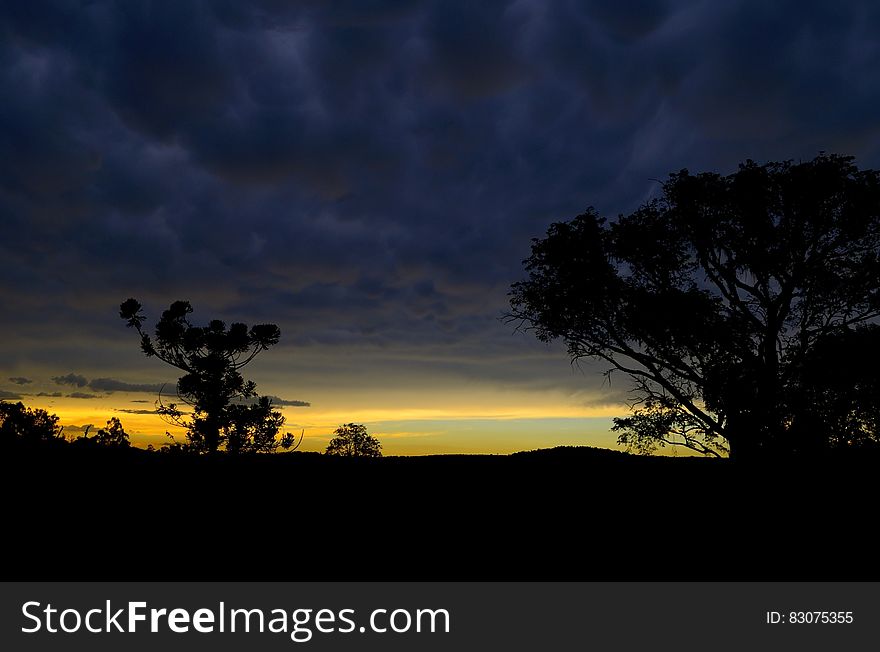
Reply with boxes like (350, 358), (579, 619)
(0, 401), (63, 446)
(509, 154), (880, 460)
(73, 417), (131, 448)
(325, 423), (382, 457)
(119, 299), (297, 454)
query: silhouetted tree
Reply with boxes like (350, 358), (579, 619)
(325, 423), (382, 457)
(509, 154), (880, 460)
(119, 299), (297, 454)
(0, 401), (63, 445)
(74, 416), (131, 447)
(225, 396), (298, 454)
(787, 325), (880, 451)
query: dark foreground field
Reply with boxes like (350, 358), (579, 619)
(2, 445), (877, 581)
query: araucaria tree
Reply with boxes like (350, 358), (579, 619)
(508, 154), (880, 460)
(120, 299), (296, 454)
(325, 423), (382, 457)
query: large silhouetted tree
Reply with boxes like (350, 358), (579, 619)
(325, 423), (382, 457)
(509, 154), (880, 460)
(119, 299), (296, 454)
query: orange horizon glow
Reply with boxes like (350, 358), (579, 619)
(21, 387), (629, 455)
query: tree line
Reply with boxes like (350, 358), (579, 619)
(0, 397), (382, 458)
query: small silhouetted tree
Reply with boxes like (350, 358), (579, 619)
(509, 154), (880, 461)
(72, 417), (131, 447)
(0, 401), (63, 445)
(325, 423), (382, 457)
(93, 417), (131, 447)
(119, 299), (297, 454)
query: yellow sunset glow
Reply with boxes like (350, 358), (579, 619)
(24, 384), (626, 455)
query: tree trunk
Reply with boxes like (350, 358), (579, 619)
(725, 412), (761, 463)
(203, 413), (221, 453)
(727, 433), (757, 463)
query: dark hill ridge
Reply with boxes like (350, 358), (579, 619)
(1, 444), (874, 581)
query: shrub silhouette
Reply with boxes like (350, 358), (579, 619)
(0, 401), (63, 446)
(72, 417), (131, 448)
(325, 423), (382, 457)
(119, 298), (297, 454)
(509, 154), (880, 460)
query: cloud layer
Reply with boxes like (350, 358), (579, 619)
(2, 1), (880, 422)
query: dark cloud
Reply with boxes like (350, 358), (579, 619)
(116, 408), (158, 415)
(91, 4), (233, 141)
(49, 374), (165, 393)
(2, 1), (880, 412)
(52, 373), (89, 388)
(68, 392), (101, 399)
(88, 378), (165, 393)
(265, 395), (311, 407)
(420, 2), (530, 100)
(35, 391), (63, 397)
(581, 0), (670, 41)
(8, 376), (31, 385)
(0, 389), (22, 400)
(231, 395), (310, 407)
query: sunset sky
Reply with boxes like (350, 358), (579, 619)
(2, 1), (880, 454)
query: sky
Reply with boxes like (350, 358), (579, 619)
(2, 1), (880, 454)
